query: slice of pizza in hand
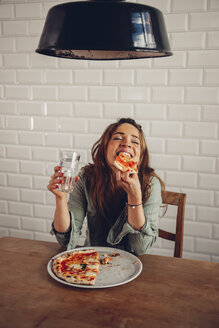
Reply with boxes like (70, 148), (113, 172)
(113, 152), (138, 173)
(52, 249), (100, 285)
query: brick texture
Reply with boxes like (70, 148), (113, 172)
(0, 0), (218, 262)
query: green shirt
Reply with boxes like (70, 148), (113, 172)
(52, 170), (162, 255)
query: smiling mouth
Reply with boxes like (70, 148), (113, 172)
(116, 151), (133, 158)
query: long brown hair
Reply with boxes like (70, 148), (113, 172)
(84, 118), (164, 217)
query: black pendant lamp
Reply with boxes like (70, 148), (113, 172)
(36, 0), (172, 60)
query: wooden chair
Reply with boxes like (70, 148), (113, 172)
(159, 190), (187, 258)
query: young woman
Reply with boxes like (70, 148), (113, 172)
(47, 118), (164, 255)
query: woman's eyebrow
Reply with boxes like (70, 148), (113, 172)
(113, 132), (140, 140)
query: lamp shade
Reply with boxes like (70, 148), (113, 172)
(36, 0), (172, 60)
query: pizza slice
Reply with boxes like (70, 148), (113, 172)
(113, 152), (138, 173)
(52, 249), (100, 285)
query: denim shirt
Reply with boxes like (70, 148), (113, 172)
(51, 170), (162, 256)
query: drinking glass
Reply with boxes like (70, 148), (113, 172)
(58, 151), (80, 192)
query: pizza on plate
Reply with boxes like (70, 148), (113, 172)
(52, 249), (100, 285)
(113, 152), (138, 173)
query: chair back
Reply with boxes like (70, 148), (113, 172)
(159, 190), (186, 258)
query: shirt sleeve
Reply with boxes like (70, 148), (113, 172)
(50, 170), (87, 249)
(106, 176), (162, 255)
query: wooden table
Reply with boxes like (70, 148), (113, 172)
(0, 237), (219, 328)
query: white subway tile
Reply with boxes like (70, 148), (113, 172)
(15, 3), (42, 19)
(28, 19), (45, 35)
(168, 138), (199, 155)
(6, 145), (31, 160)
(5, 86), (29, 100)
(34, 232), (56, 243)
(119, 87), (150, 102)
(135, 104), (166, 120)
(196, 238), (219, 255)
(202, 105), (219, 121)
(182, 237), (195, 252)
(190, 12), (219, 30)
(32, 86), (57, 101)
(6, 116), (30, 130)
(58, 118), (86, 132)
(88, 119), (114, 133)
(0, 159), (19, 173)
(74, 134), (99, 149)
(0, 4), (13, 19)
(103, 70), (133, 85)
(150, 154), (181, 170)
(21, 190), (45, 204)
(168, 105), (201, 121)
(171, 32), (205, 50)
(0, 102), (16, 115)
(0, 130), (18, 144)
(9, 202), (33, 216)
(20, 160), (45, 175)
(199, 174), (219, 191)
(59, 58), (88, 69)
(186, 87), (219, 105)
(8, 174), (32, 189)
(0, 37), (15, 52)
(165, 13), (188, 32)
(19, 131), (44, 146)
(183, 156), (215, 173)
(184, 122), (217, 138)
(17, 70), (43, 84)
(209, 0), (219, 10)
(59, 86), (87, 101)
(0, 214), (20, 228)
(0, 173), (7, 186)
(16, 37), (39, 53)
(136, 69), (167, 85)
(166, 171), (197, 188)
(104, 103), (133, 118)
(75, 70), (102, 85)
(200, 140), (219, 156)
(45, 70), (72, 85)
(172, 0), (206, 12)
(32, 147), (58, 162)
(32, 117), (57, 131)
(17, 102), (45, 116)
(216, 192), (219, 207)
(89, 86), (117, 102)
(33, 176), (50, 190)
(146, 138), (165, 153)
(152, 87), (184, 103)
(212, 225), (219, 239)
(21, 217), (46, 232)
(75, 103), (102, 117)
(204, 70), (219, 85)
(153, 51), (186, 68)
(30, 53), (58, 68)
(2, 21), (28, 36)
(0, 200), (7, 212)
(207, 31), (219, 49)
(197, 206), (219, 224)
(34, 204), (54, 219)
(151, 121), (182, 137)
(46, 102), (73, 117)
(119, 59), (151, 69)
(0, 187), (19, 201)
(169, 69), (202, 86)
(182, 189), (214, 206)
(188, 50), (219, 67)
(45, 133), (72, 147)
(10, 229), (34, 239)
(0, 70), (16, 83)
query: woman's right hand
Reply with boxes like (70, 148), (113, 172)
(47, 166), (66, 198)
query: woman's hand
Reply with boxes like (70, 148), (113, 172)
(47, 166), (79, 199)
(115, 170), (142, 204)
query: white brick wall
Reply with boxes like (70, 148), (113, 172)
(0, 0), (219, 261)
